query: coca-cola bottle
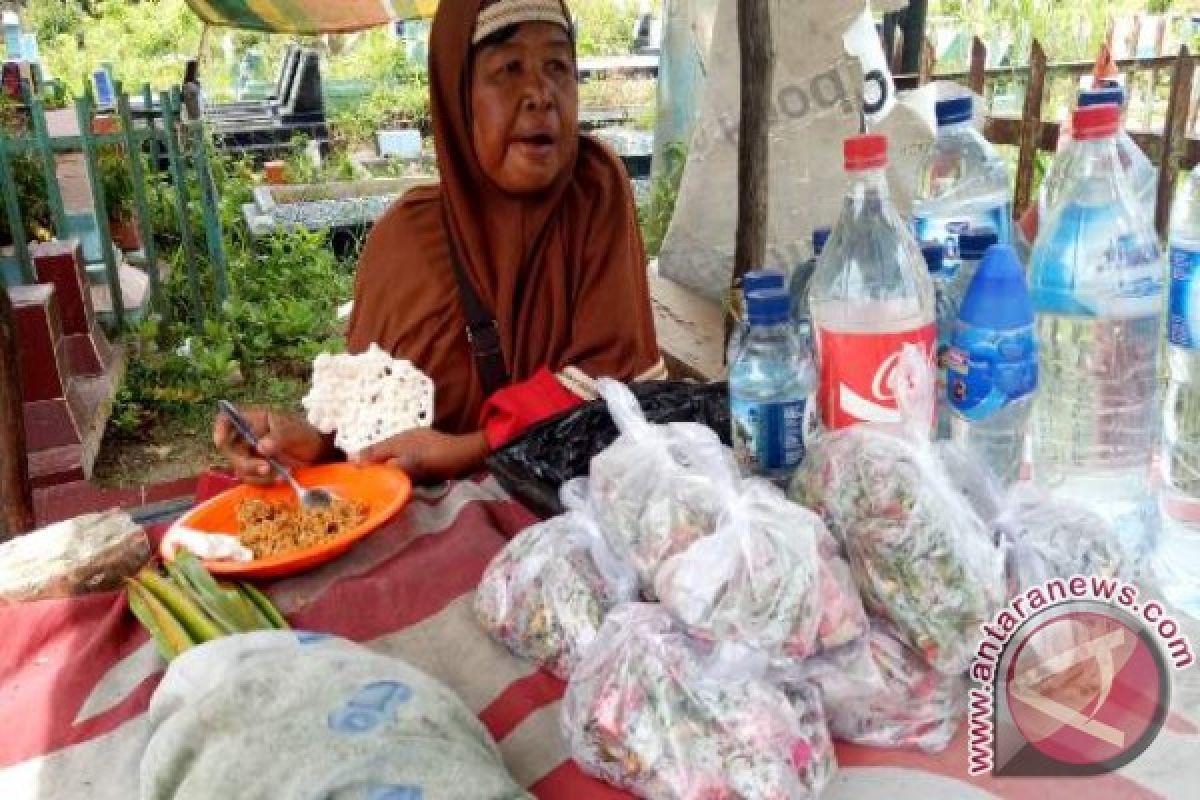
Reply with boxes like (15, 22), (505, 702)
(810, 134), (938, 429)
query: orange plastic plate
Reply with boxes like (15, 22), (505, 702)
(162, 463), (412, 580)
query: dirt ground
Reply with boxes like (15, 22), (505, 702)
(91, 418), (222, 488)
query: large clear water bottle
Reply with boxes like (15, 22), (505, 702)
(789, 226), (832, 334)
(1157, 165), (1200, 617)
(728, 269), (786, 365)
(914, 95), (1012, 273)
(730, 288), (817, 487)
(1029, 103), (1164, 568)
(948, 244), (1038, 485)
(810, 134), (937, 430)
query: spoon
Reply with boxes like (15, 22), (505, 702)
(217, 400), (334, 509)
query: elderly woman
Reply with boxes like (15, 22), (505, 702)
(215, 0), (664, 483)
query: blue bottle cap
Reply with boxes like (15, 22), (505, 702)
(741, 269), (786, 295)
(958, 227), (1000, 260)
(936, 95), (973, 126)
(745, 289), (791, 326)
(1079, 85), (1126, 109)
(812, 226), (832, 256)
(957, 244), (1034, 329)
(921, 241), (945, 274)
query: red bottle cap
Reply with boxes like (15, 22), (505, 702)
(844, 134), (888, 171)
(1072, 104), (1120, 140)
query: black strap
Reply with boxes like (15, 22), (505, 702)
(443, 211), (510, 397)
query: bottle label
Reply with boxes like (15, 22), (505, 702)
(731, 395), (814, 473)
(913, 202), (1013, 264)
(946, 324), (1038, 421)
(815, 325), (937, 429)
(1032, 206), (1163, 318)
(1169, 245), (1200, 349)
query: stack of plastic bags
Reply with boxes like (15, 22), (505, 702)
(474, 369), (1026, 799)
(562, 604), (836, 800)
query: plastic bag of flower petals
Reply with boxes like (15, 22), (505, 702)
(475, 506), (637, 679)
(563, 604), (834, 799)
(790, 346), (1006, 673)
(813, 621), (965, 753)
(655, 479), (868, 661)
(587, 379), (740, 595)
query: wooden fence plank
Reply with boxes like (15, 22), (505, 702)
(75, 95), (125, 330)
(0, 134), (34, 284)
(1014, 41), (1048, 218)
(1156, 47), (1195, 238)
(160, 89), (204, 330)
(0, 283), (34, 541)
(968, 36), (987, 96)
(189, 121), (228, 307)
(116, 87), (161, 313)
(22, 80), (67, 238)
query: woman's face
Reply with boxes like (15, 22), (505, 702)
(470, 22), (578, 194)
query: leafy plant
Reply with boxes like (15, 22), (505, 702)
(96, 144), (135, 220)
(639, 141), (687, 258)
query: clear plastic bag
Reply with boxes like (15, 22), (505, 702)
(935, 440), (1005, 526)
(654, 479), (823, 653)
(790, 345), (1005, 674)
(563, 604), (832, 800)
(995, 482), (1127, 597)
(816, 621), (965, 753)
(588, 379), (740, 594)
(654, 479), (867, 660)
(475, 508), (637, 679)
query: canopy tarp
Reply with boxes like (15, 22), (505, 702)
(185, 0), (438, 34)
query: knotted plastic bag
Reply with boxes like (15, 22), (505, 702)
(475, 495), (638, 680)
(803, 621), (965, 753)
(588, 379), (740, 594)
(654, 479), (867, 661)
(563, 604), (834, 800)
(790, 345), (1006, 674)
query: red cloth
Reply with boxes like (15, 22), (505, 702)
(480, 368), (583, 450)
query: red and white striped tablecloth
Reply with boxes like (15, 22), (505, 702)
(1, 473), (1197, 799)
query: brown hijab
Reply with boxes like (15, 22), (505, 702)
(346, 0), (661, 434)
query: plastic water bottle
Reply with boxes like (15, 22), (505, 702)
(789, 226), (832, 334)
(1019, 84), (1158, 255)
(810, 134), (937, 429)
(914, 95), (1012, 273)
(924, 241), (954, 438)
(728, 269), (786, 365)
(1029, 103), (1164, 567)
(1157, 165), (1200, 617)
(730, 288), (817, 486)
(948, 244), (1038, 485)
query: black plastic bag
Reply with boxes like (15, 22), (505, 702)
(487, 381), (730, 518)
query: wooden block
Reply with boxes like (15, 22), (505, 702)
(649, 263), (726, 383)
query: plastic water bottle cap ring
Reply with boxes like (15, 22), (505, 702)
(1073, 104), (1120, 140)
(844, 134), (888, 171)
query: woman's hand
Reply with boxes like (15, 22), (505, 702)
(213, 408), (332, 486)
(351, 429), (490, 483)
